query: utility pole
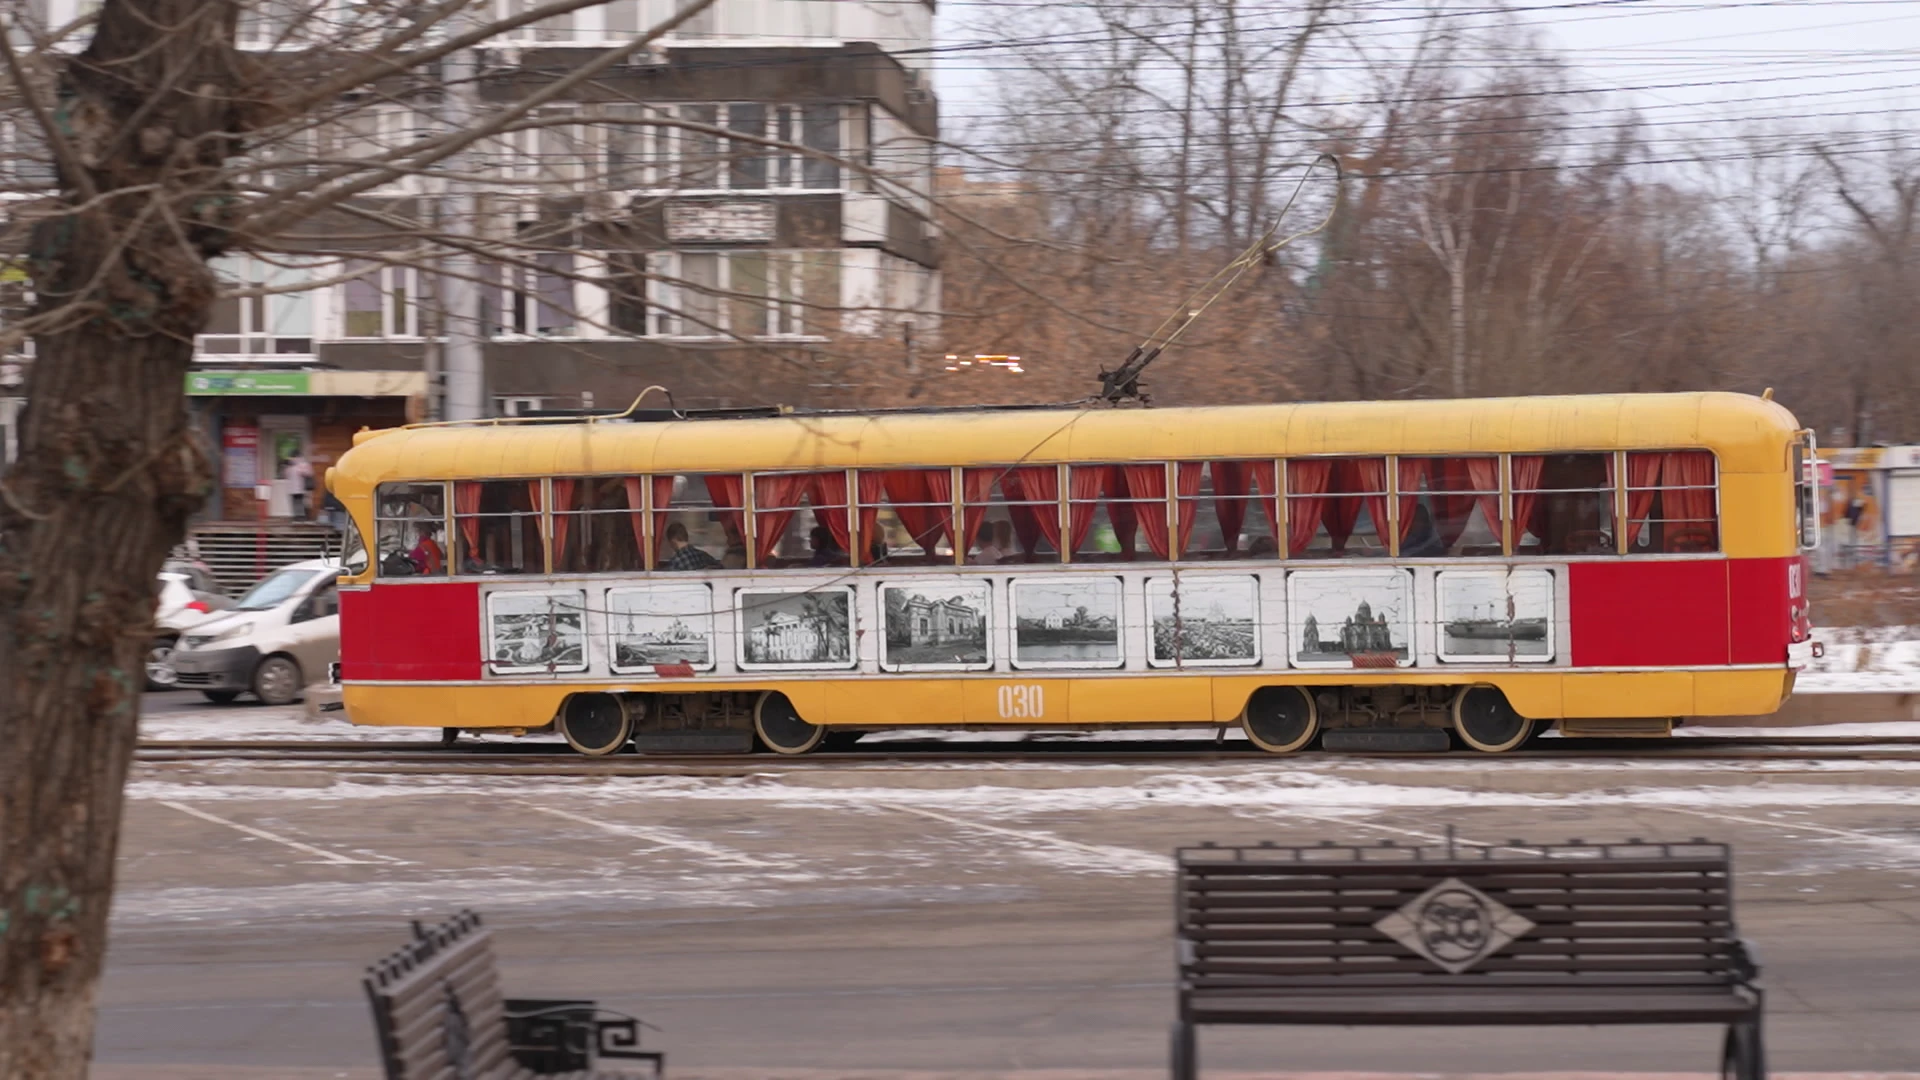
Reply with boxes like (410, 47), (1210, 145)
(440, 5), (486, 421)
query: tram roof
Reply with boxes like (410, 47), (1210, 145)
(333, 392), (1802, 487)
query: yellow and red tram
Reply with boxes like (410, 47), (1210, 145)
(326, 392), (1820, 754)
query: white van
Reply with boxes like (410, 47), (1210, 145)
(171, 559), (340, 706)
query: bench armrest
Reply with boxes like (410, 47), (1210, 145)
(1730, 939), (1763, 983)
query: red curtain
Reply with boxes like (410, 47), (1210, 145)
(752, 473), (812, 565)
(454, 481), (482, 557)
(960, 468), (996, 557)
(924, 468), (955, 555)
(811, 472), (850, 555)
(884, 469), (949, 555)
(623, 478), (647, 557)
(1174, 463), (1204, 555)
(1213, 462), (1251, 555)
(1393, 458), (1430, 545)
(648, 476), (677, 559)
(705, 474), (746, 554)
(1003, 466), (1061, 553)
(1285, 460), (1332, 556)
(1323, 460), (1377, 551)
(857, 471), (886, 563)
(546, 480), (577, 565)
(1509, 456), (1545, 547)
(1349, 458), (1389, 550)
(1623, 453), (1661, 546)
(1067, 466), (1106, 553)
(1663, 451), (1717, 549)
(1449, 458), (1502, 548)
(1123, 464), (1170, 558)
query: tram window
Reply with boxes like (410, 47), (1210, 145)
(962, 465), (1061, 565)
(1176, 460), (1279, 560)
(1396, 457), (1500, 557)
(1285, 457), (1388, 558)
(652, 474), (743, 570)
(754, 471), (851, 569)
(858, 468), (956, 566)
(1794, 443), (1818, 550)
(553, 476), (644, 574)
(1512, 453), (1616, 555)
(374, 482), (447, 576)
(452, 481), (543, 575)
(1624, 450), (1719, 554)
(1070, 464), (1167, 562)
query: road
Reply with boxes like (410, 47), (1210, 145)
(94, 693), (1920, 1078)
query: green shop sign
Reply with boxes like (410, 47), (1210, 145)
(187, 371), (310, 395)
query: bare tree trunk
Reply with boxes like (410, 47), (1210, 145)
(0, 3), (243, 1075)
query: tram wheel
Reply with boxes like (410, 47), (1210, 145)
(1240, 686), (1319, 754)
(1451, 685), (1533, 753)
(754, 691), (824, 755)
(559, 693), (632, 756)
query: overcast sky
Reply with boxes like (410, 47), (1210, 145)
(932, 1), (1920, 149)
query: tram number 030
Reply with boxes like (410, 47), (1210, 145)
(996, 684), (1046, 719)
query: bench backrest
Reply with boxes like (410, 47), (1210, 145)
(1177, 839), (1745, 991)
(364, 910), (516, 1080)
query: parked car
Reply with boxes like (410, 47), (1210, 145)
(170, 559), (340, 706)
(147, 559), (236, 691)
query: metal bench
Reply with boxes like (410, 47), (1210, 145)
(364, 910), (665, 1080)
(1172, 835), (1764, 1080)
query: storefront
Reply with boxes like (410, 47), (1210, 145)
(188, 370), (424, 523)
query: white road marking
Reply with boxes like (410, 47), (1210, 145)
(886, 803), (1173, 873)
(529, 805), (779, 869)
(158, 800), (393, 866)
(1666, 806), (1920, 866)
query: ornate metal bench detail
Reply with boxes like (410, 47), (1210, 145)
(364, 909), (665, 1079)
(1172, 835), (1764, 1080)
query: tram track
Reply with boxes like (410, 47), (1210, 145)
(130, 734), (1920, 776)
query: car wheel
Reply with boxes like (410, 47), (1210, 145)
(202, 690), (242, 704)
(252, 655), (303, 707)
(145, 637), (180, 692)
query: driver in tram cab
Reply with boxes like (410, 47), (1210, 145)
(662, 521), (723, 571)
(407, 522), (445, 575)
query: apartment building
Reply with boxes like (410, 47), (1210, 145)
(12, 1), (940, 525)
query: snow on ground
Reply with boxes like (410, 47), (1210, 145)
(1799, 626), (1920, 692)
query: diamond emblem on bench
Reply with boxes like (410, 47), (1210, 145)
(1375, 877), (1535, 974)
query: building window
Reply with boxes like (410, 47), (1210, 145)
(485, 253), (575, 337)
(605, 103), (843, 192)
(340, 261), (425, 339)
(801, 104), (841, 189)
(200, 256), (315, 358)
(650, 250), (835, 339)
(1512, 453), (1616, 556)
(607, 252), (649, 335)
(1625, 451), (1718, 554)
